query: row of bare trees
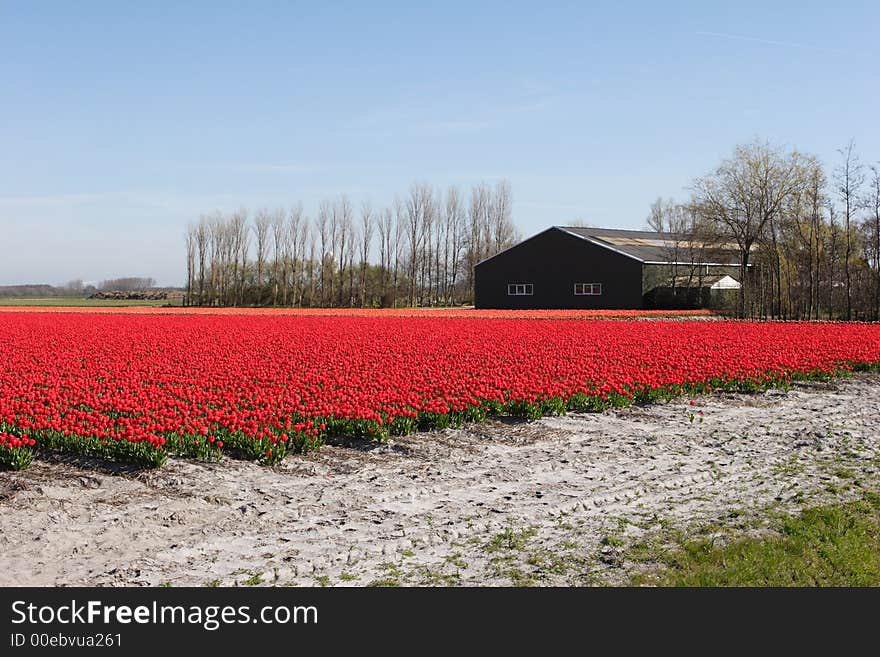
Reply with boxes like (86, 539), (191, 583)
(650, 139), (880, 320)
(97, 277), (157, 292)
(184, 181), (518, 307)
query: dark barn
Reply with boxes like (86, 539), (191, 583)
(474, 226), (741, 310)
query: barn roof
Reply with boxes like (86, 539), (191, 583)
(475, 226), (743, 268)
(557, 226), (741, 265)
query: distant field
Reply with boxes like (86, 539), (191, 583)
(0, 304), (711, 317)
(0, 297), (179, 307)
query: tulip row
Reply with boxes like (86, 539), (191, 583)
(1, 312), (879, 470)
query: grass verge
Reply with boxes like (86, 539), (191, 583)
(634, 491), (880, 586)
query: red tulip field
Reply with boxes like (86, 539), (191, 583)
(1, 310), (879, 471)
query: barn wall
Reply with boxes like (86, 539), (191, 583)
(474, 228), (644, 309)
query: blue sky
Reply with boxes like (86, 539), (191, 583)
(2, 1), (878, 286)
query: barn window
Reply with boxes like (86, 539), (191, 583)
(507, 283), (533, 296)
(574, 283), (602, 295)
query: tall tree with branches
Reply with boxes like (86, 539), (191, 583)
(868, 165), (880, 320)
(692, 141), (806, 318)
(835, 140), (865, 320)
(253, 209), (272, 305)
(359, 202), (373, 307)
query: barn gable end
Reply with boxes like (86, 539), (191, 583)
(474, 227), (644, 309)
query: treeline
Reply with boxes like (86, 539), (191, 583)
(97, 277), (157, 291)
(0, 279), (155, 298)
(184, 180), (518, 307)
(0, 283), (87, 298)
(650, 139), (880, 320)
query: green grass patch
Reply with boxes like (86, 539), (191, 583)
(243, 573), (264, 586)
(642, 492), (880, 586)
(486, 526), (538, 553)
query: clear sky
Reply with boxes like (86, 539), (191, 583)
(2, 1), (878, 286)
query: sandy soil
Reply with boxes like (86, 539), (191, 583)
(2, 374), (878, 587)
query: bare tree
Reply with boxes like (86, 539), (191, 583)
(433, 191), (444, 303)
(491, 180), (517, 253)
(316, 200), (330, 307)
(647, 198), (690, 303)
(692, 141), (805, 318)
(346, 223), (359, 307)
(270, 210), (285, 306)
(297, 214), (311, 306)
(447, 187), (466, 304)
(790, 158), (826, 319)
(336, 196), (353, 306)
(419, 189), (436, 305)
(406, 183), (431, 306)
(253, 209), (272, 305)
(195, 217), (208, 306)
(184, 224), (195, 306)
(827, 202), (839, 320)
(868, 165), (880, 320)
(442, 187), (461, 304)
(377, 207), (393, 302)
(835, 140), (865, 320)
(272, 208), (289, 305)
(208, 211), (226, 306)
(359, 202), (373, 307)
(392, 197), (405, 306)
(225, 208), (249, 306)
(328, 200), (339, 306)
(283, 204), (302, 306)
(466, 183), (491, 301)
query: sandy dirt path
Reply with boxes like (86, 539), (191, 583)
(1, 374), (878, 586)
